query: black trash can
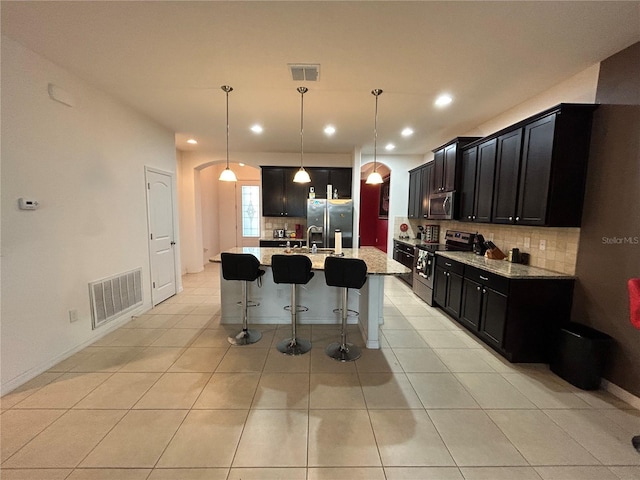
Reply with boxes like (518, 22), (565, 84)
(550, 322), (613, 390)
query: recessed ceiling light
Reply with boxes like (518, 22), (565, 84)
(239, 163), (245, 167)
(401, 127), (414, 137)
(250, 124), (263, 134)
(385, 143), (396, 151)
(187, 138), (198, 144)
(435, 94), (453, 108)
(324, 125), (336, 136)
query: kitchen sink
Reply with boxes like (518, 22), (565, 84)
(293, 247), (335, 254)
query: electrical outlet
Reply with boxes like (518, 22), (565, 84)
(524, 237), (531, 248)
(69, 309), (79, 323)
(539, 239), (546, 251)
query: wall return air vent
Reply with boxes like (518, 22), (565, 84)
(89, 267), (143, 329)
(288, 63), (320, 82)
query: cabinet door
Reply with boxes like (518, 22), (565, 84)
(261, 167), (285, 216)
(445, 272), (464, 319)
(474, 139), (497, 223)
(443, 143), (458, 192)
(433, 266), (448, 308)
(329, 168), (352, 199)
(432, 149), (445, 193)
(460, 278), (482, 330)
(408, 169), (422, 219)
(517, 114), (556, 226)
(309, 168), (330, 199)
(284, 168), (308, 217)
(492, 129), (523, 224)
(480, 287), (507, 348)
(459, 147), (477, 222)
(420, 163), (432, 218)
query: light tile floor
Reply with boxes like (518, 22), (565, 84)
(2, 262), (640, 480)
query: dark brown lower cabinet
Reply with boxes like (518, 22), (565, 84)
(433, 258), (464, 319)
(437, 258), (575, 362)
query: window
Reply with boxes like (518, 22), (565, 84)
(241, 185), (260, 237)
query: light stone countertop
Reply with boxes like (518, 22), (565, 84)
(210, 246), (409, 275)
(436, 251), (574, 280)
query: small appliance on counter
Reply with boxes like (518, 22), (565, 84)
(473, 234), (487, 255)
(273, 229), (285, 238)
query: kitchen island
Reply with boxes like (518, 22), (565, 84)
(210, 247), (409, 348)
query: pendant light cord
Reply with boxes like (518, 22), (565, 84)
(372, 89), (383, 173)
(225, 87), (230, 169)
(298, 86), (308, 169)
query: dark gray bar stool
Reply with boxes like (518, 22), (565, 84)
(221, 253), (265, 346)
(324, 256), (367, 362)
(271, 254), (314, 355)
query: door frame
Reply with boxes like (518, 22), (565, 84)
(145, 166), (181, 306)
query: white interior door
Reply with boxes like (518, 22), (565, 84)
(146, 167), (177, 305)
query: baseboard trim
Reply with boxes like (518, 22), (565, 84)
(601, 378), (640, 410)
(1, 303), (150, 396)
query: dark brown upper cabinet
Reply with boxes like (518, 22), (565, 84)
(460, 138), (498, 223)
(261, 166), (353, 217)
(431, 137), (480, 194)
(490, 104), (596, 226)
(408, 163), (434, 219)
(261, 167), (307, 217)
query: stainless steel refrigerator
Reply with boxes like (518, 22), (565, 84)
(307, 199), (353, 248)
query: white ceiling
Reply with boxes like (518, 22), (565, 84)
(2, 1), (639, 159)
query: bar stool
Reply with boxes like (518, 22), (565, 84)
(221, 253), (265, 346)
(324, 256), (367, 362)
(271, 254), (314, 355)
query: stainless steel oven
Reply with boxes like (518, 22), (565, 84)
(413, 247), (436, 305)
(412, 230), (476, 305)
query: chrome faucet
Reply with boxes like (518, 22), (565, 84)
(307, 225), (319, 250)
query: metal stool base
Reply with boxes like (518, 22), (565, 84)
(325, 342), (361, 362)
(228, 329), (262, 346)
(277, 337), (312, 356)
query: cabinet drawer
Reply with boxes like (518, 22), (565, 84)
(394, 241), (415, 255)
(435, 256), (464, 275)
(465, 266), (509, 294)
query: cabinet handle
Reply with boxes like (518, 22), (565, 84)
(509, 216), (513, 221)
(476, 286), (481, 291)
(480, 275), (489, 281)
(472, 215), (476, 220)
(468, 215), (472, 219)
(445, 262), (452, 267)
(515, 216), (520, 221)
(482, 288), (487, 294)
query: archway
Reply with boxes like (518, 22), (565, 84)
(359, 162), (391, 252)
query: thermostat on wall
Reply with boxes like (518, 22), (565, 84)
(18, 198), (39, 210)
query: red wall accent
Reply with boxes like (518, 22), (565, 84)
(359, 180), (388, 252)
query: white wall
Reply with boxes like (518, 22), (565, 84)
(0, 37), (177, 393)
(466, 64), (600, 137)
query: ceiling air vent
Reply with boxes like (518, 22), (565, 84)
(288, 64), (320, 82)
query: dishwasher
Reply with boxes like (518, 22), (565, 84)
(393, 240), (415, 286)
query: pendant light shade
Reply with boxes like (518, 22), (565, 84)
(219, 85), (237, 182)
(293, 86), (311, 184)
(366, 88), (384, 185)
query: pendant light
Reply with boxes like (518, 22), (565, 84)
(219, 85), (237, 182)
(366, 88), (384, 185)
(293, 86), (311, 184)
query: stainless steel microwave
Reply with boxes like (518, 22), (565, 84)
(428, 191), (455, 219)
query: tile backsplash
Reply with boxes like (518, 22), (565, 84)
(395, 217), (580, 275)
(261, 217), (306, 238)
